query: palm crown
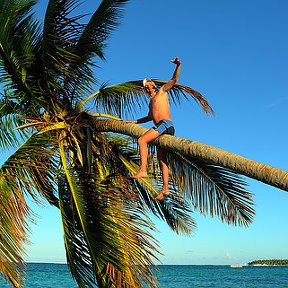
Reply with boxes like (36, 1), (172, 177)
(0, 0), (256, 287)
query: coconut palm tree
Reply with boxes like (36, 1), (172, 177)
(0, 0), (286, 287)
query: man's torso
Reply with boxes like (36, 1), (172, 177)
(149, 89), (172, 124)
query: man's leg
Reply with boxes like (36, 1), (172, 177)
(155, 148), (170, 200)
(131, 128), (159, 179)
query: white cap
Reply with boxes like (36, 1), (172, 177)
(143, 78), (152, 87)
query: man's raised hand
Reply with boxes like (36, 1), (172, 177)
(170, 56), (181, 65)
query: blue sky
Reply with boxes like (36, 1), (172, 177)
(1, 0), (288, 265)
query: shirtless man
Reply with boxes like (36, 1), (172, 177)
(124, 57), (181, 200)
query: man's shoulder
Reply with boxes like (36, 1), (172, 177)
(157, 86), (168, 96)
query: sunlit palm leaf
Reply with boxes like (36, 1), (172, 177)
(88, 81), (146, 117)
(58, 173), (96, 287)
(0, 114), (24, 149)
(59, 135), (160, 287)
(36, 121), (67, 134)
(0, 173), (29, 288)
(167, 151), (255, 226)
(97, 166), (161, 287)
(0, 95), (33, 150)
(58, 136), (129, 272)
(156, 198), (197, 235)
(91, 179), (159, 287)
(65, 0), (129, 99)
(88, 80), (214, 118)
(1, 132), (59, 206)
(91, 123), (197, 236)
(41, 0), (81, 79)
(81, 132), (160, 286)
(155, 80), (214, 115)
(0, 0), (40, 109)
(0, 96), (15, 114)
(107, 134), (197, 236)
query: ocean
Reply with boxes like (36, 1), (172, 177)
(1, 263), (288, 287)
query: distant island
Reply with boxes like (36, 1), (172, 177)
(248, 259), (288, 266)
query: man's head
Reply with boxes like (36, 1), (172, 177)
(143, 78), (156, 94)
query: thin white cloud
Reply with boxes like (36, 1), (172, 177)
(263, 96), (288, 110)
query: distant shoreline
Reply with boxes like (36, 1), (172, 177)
(249, 264), (288, 267)
(248, 259), (288, 267)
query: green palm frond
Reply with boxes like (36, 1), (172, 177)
(58, 174), (97, 287)
(0, 0), (40, 109)
(91, 128), (194, 236)
(106, 133), (197, 236)
(0, 114), (25, 149)
(167, 151), (255, 226)
(95, 81), (147, 117)
(41, 0), (81, 75)
(85, 80), (213, 118)
(0, 172), (30, 288)
(1, 132), (59, 206)
(0, 95), (31, 149)
(58, 136), (117, 264)
(58, 139), (159, 287)
(154, 197), (197, 235)
(91, 179), (159, 287)
(35, 0), (81, 108)
(65, 0), (129, 100)
(135, 179), (197, 236)
(80, 81), (146, 117)
(84, 0), (128, 54)
(0, 95), (14, 114)
(154, 80), (214, 115)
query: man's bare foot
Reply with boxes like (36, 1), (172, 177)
(155, 190), (170, 201)
(130, 171), (148, 179)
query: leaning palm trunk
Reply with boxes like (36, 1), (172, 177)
(94, 119), (288, 192)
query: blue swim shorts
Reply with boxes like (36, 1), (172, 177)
(152, 119), (175, 135)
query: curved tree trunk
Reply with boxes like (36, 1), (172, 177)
(94, 119), (288, 192)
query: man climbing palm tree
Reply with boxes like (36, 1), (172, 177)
(124, 57), (181, 200)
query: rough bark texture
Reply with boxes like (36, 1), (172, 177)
(94, 119), (288, 192)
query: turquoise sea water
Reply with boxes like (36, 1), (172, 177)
(1, 263), (288, 287)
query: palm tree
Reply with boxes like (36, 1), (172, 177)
(0, 0), (286, 287)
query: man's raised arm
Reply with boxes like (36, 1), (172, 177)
(162, 57), (181, 92)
